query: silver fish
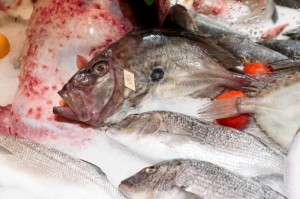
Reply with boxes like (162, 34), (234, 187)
(0, 134), (126, 199)
(106, 111), (285, 178)
(54, 29), (254, 126)
(167, 1), (277, 41)
(274, 0), (300, 8)
(262, 40), (300, 59)
(119, 159), (286, 199)
(217, 35), (299, 69)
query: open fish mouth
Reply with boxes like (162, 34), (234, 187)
(53, 83), (92, 124)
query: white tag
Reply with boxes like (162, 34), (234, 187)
(124, 69), (136, 91)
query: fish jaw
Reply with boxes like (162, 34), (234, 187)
(119, 181), (153, 199)
(53, 59), (125, 127)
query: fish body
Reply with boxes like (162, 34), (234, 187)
(107, 111), (285, 178)
(54, 29), (255, 126)
(119, 159), (286, 199)
(0, 134), (126, 199)
(274, 0), (300, 8)
(262, 40), (300, 59)
(285, 131), (300, 199)
(217, 35), (298, 69)
(199, 72), (300, 148)
(169, 0), (278, 41)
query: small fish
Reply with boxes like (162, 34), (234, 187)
(283, 26), (300, 40)
(217, 35), (299, 69)
(285, 130), (300, 199)
(119, 159), (286, 199)
(168, 1), (278, 41)
(106, 111), (285, 178)
(198, 71), (300, 148)
(54, 29), (254, 126)
(0, 134), (126, 199)
(262, 40), (300, 59)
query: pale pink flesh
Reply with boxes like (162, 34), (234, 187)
(261, 23), (289, 41)
(3, 0), (135, 142)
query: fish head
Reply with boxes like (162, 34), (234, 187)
(106, 112), (162, 146)
(119, 160), (183, 199)
(53, 53), (117, 126)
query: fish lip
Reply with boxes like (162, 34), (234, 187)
(118, 181), (133, 198)
(55, 84), (91, 122)
(53, 106), (78, 121)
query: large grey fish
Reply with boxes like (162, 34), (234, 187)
(106, 111), (285, 178)
(119, 159), (286, 199)
(53, 29), (255, 127)
(0, 134), (126, 199)
(262, 40), (300, 59)
(199, 71), (300, 149)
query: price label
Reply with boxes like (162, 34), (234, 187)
(124, 69), (136, 91)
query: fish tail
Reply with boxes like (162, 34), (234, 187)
(229, 73), (265, 93)
(198, 97), (257, 120)
(0, 105), (11, 134)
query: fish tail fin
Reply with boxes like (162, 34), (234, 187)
(0, 105), (11, 134)
(227, 73), (266, 94)
(198, 97), (256, 120)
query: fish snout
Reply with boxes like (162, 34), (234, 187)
(119, 180), (134, 197)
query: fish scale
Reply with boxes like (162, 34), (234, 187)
(0, 134), (126, 199)
(107, 111), (285, 179)
(120, 159), (286, 199)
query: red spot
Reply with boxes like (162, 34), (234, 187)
(41, 86), (49, 94)
(35, 113), (41, 120)
(55, 69), (59, 73)
(92, 3), (100, 9)
(52, 85), (57, 90)
(42, 65), (48, 69)
(27, 108), (33, 115)
(37, 106), (42, 112)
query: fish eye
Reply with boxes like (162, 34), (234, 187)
(145, 166), (157, 174)
(93, 63), (109, 76)
(150, 68), (164, 82)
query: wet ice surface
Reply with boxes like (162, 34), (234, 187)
(0, 2), (299, 197)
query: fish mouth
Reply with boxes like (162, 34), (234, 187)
(53, 83), (93, 123)
(119, 181), (134, 198)
(53, 69), (121, 127)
